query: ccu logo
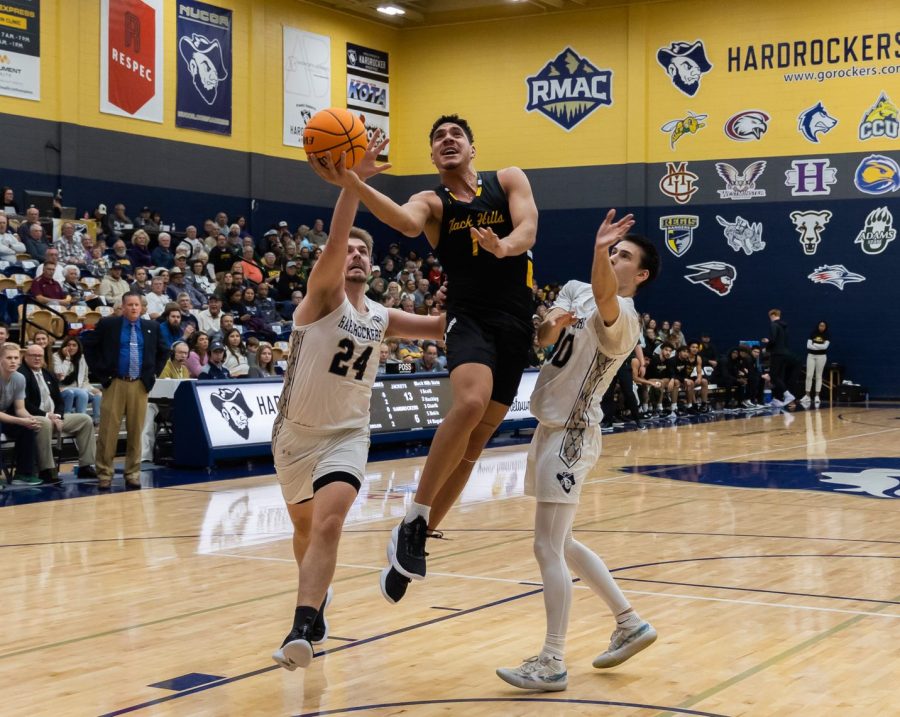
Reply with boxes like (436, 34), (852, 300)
(724, 110), (769, 141)
(659, 162), (699, 204)
(210, 387), (255, 439)
(525, 47), (613, 131)
(808, 265), (866, 290)
(684, 261), (736, 296)
(656, 40), (712, 97)
(790, 210), (832, 255)
(859, 92), (899, 141)
(853, 154), (900, 195)
(854, 207), (896, 255)
(798, 102), (838, 143)
(660, 215), (699, 257)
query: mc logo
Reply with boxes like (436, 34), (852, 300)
(659, 162), (699, 204)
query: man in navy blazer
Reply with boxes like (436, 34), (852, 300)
(83, 292), (168, 489)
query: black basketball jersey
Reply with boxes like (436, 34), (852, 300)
(433, 171), (534, 322)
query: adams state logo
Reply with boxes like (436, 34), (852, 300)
(525, 47), (613, 131)
(854, 207), (896, 255)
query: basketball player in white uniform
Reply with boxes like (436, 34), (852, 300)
(272, 148), (446, 671)
(496, 210), (661, 691)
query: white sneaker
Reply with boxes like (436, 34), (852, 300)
(783, 391), (796, 404)
(741, 399), (755, 408)
(496, 655), (568, 691)
(592, 622), (658, 669)
(814, 396), (821, 408)
(800, 395), (811, 409)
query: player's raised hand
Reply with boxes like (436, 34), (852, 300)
(595, 209), (635, 251)
(472, 226), (507, 258)
(352, 128), (393, 180)
(308, 150), (355, 188)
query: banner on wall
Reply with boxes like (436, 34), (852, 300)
(0, 0), (40, 101)
(346, 42), (389, 158)
(176, 1), (232, 134)
(283, 27), (330, 148)
(100, 0), (164, 123)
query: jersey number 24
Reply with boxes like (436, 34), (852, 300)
(329, 338), (373, 380)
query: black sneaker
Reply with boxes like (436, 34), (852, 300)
(380, 566), (411, 604)
(77, 465), (98, 479)
(310, 586), (333, 645)
(391, 516), (428, 580)
(272, 622), (313, 671)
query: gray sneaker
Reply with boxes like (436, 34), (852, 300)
(496, 655), (568, 691)
(592, 621), (658, 668)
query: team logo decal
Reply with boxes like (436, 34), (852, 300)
(659, 162), (699, 204)
(790, 210), (832, 255)
(210, 387), (255, 439)
(785, 159), (837, 196)
(724, 110), (769, 141)
(525, 47), (613, 131)
(798, 102), (838, 143)
(854, 207), (896, 255)
(656, 40), (712, 97)
(715, 161), (766, 200)
(820, 469), (900, 499)
(808, 265), (866, 290)
(661, 111), (707, 149)
(178, 33), (229, 105)
(853, 154), (900, 195)
(660, 215), (699, 257)
(716, 215), (765, 255)
(556, 471), (576, 494)
(859, 92), (899, 141)
(684, 261), (736, 296)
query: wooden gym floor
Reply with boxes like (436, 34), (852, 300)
(2, 405), (899, 716)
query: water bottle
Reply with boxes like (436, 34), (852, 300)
(763, 388), (772, 404)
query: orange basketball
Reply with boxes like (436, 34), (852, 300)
(303, 108), (368, 169)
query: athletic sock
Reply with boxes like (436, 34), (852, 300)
(405, 501), (431, 524)
(541, 635), (565, 662)
(615, 607), (642, 631)
(292, 605), (318, 631)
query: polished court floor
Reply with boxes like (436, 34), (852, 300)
(2, 405), (899, 716)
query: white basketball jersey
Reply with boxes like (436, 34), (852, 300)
(530, 280), (639, 429)
(275, 296), (389, 432)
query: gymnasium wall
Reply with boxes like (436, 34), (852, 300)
(0, 0), (898, 394)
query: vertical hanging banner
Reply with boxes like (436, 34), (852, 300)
(346, 42), (389, 158)
(100, 0), (163, 123)
(283, 27), (330, 148)
(176, 1), (232, 134)
(0, 0), (40, 101)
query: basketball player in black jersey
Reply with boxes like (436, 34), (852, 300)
(317, 115), (538, 596)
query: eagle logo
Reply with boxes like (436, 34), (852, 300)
(715, 161), (767, 200)
(807, 265), (866, 290)
(724, 110), (770, 141)
(798, 102), (838, 143)
(853, 154), (900, 195)
(684, 262), (737, 296)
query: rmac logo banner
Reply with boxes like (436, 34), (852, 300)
(0, 0), (40, 101)
(525, 47), (613, 131)
(346, 42), (389, 158)
(283, 27), (330, 148)
(176, 0), (232, 135)
(100, 0), (163, 123)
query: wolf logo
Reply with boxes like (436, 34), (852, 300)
(525, 47), (613, 131)
(660, 215), (699, 257)
(798, 102), (838, 143)
(716, 215), (765, 256)
(715, 161), (767, 200)
(556, 471), (576, 494)
(656, 40), (712, 96)
(808, 265), (866, 290)
(790, 210), (832, 255)
(684, 261), (737, 296)
(819, 469), (900, 498)
(661, 111), (707, 149)
(853, 154), (900, 195)
(178, 33), (229, 105)
(859, 92), (899, 140)
(724, 110), (769, 141)
(210, 387), (254, 439)
(854, 207), (897, 255)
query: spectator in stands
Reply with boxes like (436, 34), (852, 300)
(644, 327), (661, 354)
(175, 292), (199, 334)
(196, 294), (223, 336)
(186, 331), (210, 377)
(201, 219), (219, 248)
(254, 282), (283, 330)
(0, 324), (8, 344)
(126, 230), (152, 269)
(17, 207), (41, 241)
(230, 263), (247, 290)
(687, 340), (711, 411)
(179, 225), (203, 258)
(399, 296), (415, 313)
(187, 258), (215, 296)
(87, 244), (112, 278)
(208, 234), (237, 277)
(25, 221), (52, 261)
(51, 337), (101, 423)
(146, 210), (163, 232)
(658, 320), (671, 341)
(62, 265), (101, 308)
(54, 222), (86, 266)
(718, 347), (753, 408)
(259, 252), (280, 283)
(94, 204), (111, 239)
(134, 206), (152, 229)
(129, 265), (150, 294)
(30, 260), (71, 306)
(306, 218), (328, 246)
(158, 303), (193, 348)
(240, 245), (263, 284)
(0, 342), (41, 487)
(275, 261), (302, 301)
(668, 320), (686, 347)
(109, 203), (132, 238)
(673, 345), (699, 413)
(366, 276), (386, 302)
(99, 261), (130, 304)
(145, 275), (169, 320)
(644, 342), (679, 415)
(801, 320), (830, 409)
(208, 312), (235, 343)
(279, 289), (302, 321)
(699, 331), (718, 369)
(166, 266), (205, 308)
(20, 343), (98, 484)
(249, 342), (280, 377)
(413, 278), (430, 309)
(107, 239), (133, 276)
(159, 340), (190, 379)
(2, 186), (21, 215)
(0, 213), (25, 258)
(35, 246), (65, 283)
(222, 328), (249, 377)
(214, 211), (229, 237)
(198, 341), (230, 380)
(414, 342), (444, 373)
(151, 232), (175, 269)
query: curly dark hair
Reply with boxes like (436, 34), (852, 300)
(429, 114), (474, 144)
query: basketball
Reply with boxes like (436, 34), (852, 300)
(303, 108), (368, 169)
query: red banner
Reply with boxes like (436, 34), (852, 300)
(107, 0), (156, 115)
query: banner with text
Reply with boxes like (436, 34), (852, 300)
(100, 0), (164, 123)
(346, 42), (389, 158)
(0, 0), (40, 101)
(176, 0), (232, 134)
(283, 26), (330, 148)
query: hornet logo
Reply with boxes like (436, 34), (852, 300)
(854, 207), (896, 255)
(659, 162), (699, 204)
(661, 111), (707, 149)
(684, 261), (736, 296)
(819, 469), (900, 498)
(525, 47), (613, 131)
(716, 215), (765, 256)
(660, 215), (699, 257)
(210, 387), (254, 439)
(798, 102), (838, 143)
(859, 92), (899, 141)
(724, 110), (769, 141)
(656, 40), (712, 96)
(808, 265), (866, 290)
(178, 33), (229, 105)
(556, 471), (576, 494)
(790, 210), (832, 256)
(715, 161), (766, 200)
(853, 154), (900, 195)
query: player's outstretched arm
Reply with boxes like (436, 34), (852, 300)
(592, 208), (635, 326)
(474, 167), (538, 258)
(537, 308), (577, 348)
(385, 310), (446, 342)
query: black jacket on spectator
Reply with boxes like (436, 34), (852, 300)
(18, 365), (64, 416)
(768, 320), (791, 356)
(82, 316), (168, 392)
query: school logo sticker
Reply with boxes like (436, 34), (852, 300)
(853, 154), (900, 195)
(724, 110), (769, 141)
(715, 161), (766, 200)
(790, 210), (832, 255)
(178, 33), (228, 105)
(656, 40), (712, 97)
(210, 387), (255, 439)
(525, 47), (613, 131)
(716, 215), (765, 256)
(684, 261), (736, 296)
(798, 102), (838, 143)
(556, 471), (576, 494)
(661, 111), (707, 149)
(859, 92), (899, 141)
(808, 265), (866, 290)
(785, 159), (837, 196)
(660, 215), (699, 257)
(854, 207), (896, 255)
(659, 162), (699, 204)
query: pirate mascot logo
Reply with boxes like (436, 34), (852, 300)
(179, 33), (229, 105)
(210, 387), (254, 440)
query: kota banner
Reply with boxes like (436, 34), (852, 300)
(0, 0), (40, 101)
(283, 26), (330, 148)
(346, 42), (389, 158)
